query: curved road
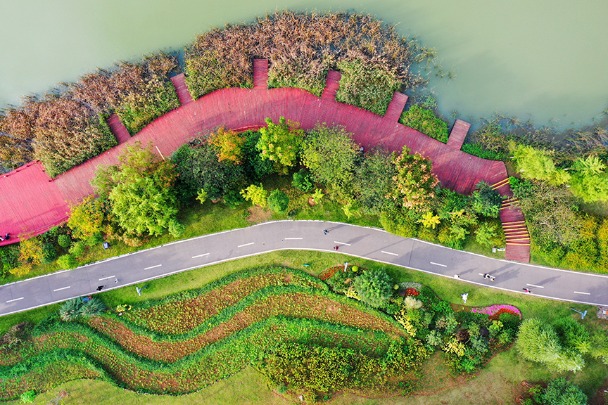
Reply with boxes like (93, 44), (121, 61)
(1, 221), (606, 316)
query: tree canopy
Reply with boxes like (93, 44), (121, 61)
(257, 117), (304, 174)
(391, 146), (439, 212)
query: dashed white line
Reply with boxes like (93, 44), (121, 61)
(334, 241), (351, 246)
(99, 276), (116, 281)
(381, 251), (398, 256)
(573, 291), (591, 295)
(284, 237), (303, 240)
(144, 264), (162, 270)
(237, 242), (255, 248)
(53, 286), (71, 292)
(526, 283), (544, 289)
(6, 297), (24, 303)
(192, 253), (210, 259)
(430, 262), (447, 267)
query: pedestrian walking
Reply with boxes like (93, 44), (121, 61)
(522, 288), (531, 293)
(323, 229), (328, 235)
(114, 278), (118, 284)
(334, 245), (339, 251)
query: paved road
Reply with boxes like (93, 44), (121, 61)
(1, 221), (607, 316)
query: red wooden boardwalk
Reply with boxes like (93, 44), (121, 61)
(0, 59), (531, 262)
(447, 119), (471, 150)
(253, 59), (268, 90)
(321, 70), (341, 100)
(107, 114), (131, 144)
(0, 162), (69, 245)
(170, 74), (194, 105)
(384, 92), (409, 123)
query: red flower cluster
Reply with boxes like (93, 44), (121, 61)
(405, 288), (419, 297)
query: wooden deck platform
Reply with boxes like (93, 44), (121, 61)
(107, 114), (131, 143)
(321, 70), (341, 100)
(0, 59), (530, 262)
(384, 92), (409, 123)
(447, 119), (471, 150)
(253, 59), (268, 90)
(170, 74), (194, 105)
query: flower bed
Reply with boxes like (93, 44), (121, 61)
(471, 304), (522, 319)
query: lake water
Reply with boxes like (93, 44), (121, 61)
(1, 0), (607, 130)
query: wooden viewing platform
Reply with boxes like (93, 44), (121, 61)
(0, 59), (531, 262)
(447, 119), (471, 150)
(107, 114), (131, 144)
(321, 70), (341, 100)
(384, 92), (409, 123)
(170, 74), (194, 105)
(253, 59), (269, 89)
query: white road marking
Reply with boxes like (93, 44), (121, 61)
(144, 264), (162, 270)
(381, 251), (398, 256)
(526, 283), (544, 288)
(334, 241), (351, 246)
(430, 262), (447, 267)
(53, 286), (71, 292)
(6, 297), (24, 303)
(284, 237), (303, 240)
(99, 276), (116, 281)
(192, 253), (210, 259)
(573, 291), (591, 295)
(237, 242), (255, 248)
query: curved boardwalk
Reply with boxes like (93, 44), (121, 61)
(0, 60), (528, 262)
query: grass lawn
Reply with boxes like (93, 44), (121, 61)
(2, 250), (606, 403)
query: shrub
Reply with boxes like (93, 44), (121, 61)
(59, 298), (106, 322)
(353, 269), (393, 308)
(470, 181), (502, 218)
(168, 220), (185, 238)
(399, 105), (449, 143)
(19, 390), (36, 404)
(335, 59), (401, 115)
(41, 243), (57, 264)
(292, 169), (313, 192)
(68, 241), (86, 258)
(57, 234), (72, 249)
(241, 184), (268, 208)
(267, 189), (289, 213)
(67, 196), (105, 241)
(541, 378), (587, 405)
(56, 254), (78, 270)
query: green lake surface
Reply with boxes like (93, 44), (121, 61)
(1, 0), (607, 130)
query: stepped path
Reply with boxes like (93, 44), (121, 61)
(0, 59), (527, 262)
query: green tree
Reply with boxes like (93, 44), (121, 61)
(391, 146), (439, 213)
(208, 126), (246, 164)
(353, 269), (393, 308)
(267, 189), (289, 212)
(257, 117), (304, 174)
(418, 212), (441, 229)
(516, 319), (562, 365)
(171, 141), (246, 202)
(67, 196), (105, 241)
(291, 169), (314, 192)
(241, 184), (268, 207)
(93, 143), (181, 238)
(470, 181), (502, 218)
(18, 236), (44, 267)
(352, 151), (397, 215)
(511, 143), (570, 186)
(514, 181), (583, 248)
(301, 124), (359, 198)
(475, 223), (501, 248)
(541, 378), (587, 405)
(569, 155), (608, 203)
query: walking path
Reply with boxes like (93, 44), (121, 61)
(0, 221), (605, 317)
(0, 59), (528, 261)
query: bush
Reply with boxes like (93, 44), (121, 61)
(541, 378), (587, 405)
(353, 269), (393, 308)
(267, 189), (289, 213)
(399, 105), (449, 143)
(19, 390), (36, 404)
(168, 220), (185, 238)
(56, 254), (78, 270)
(57, 234), (72, 249)
(68, 241), (86, 258)
(59, 298), (106, 322)
(41, 242), (58, 264)
(292, 169), (313, 192)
